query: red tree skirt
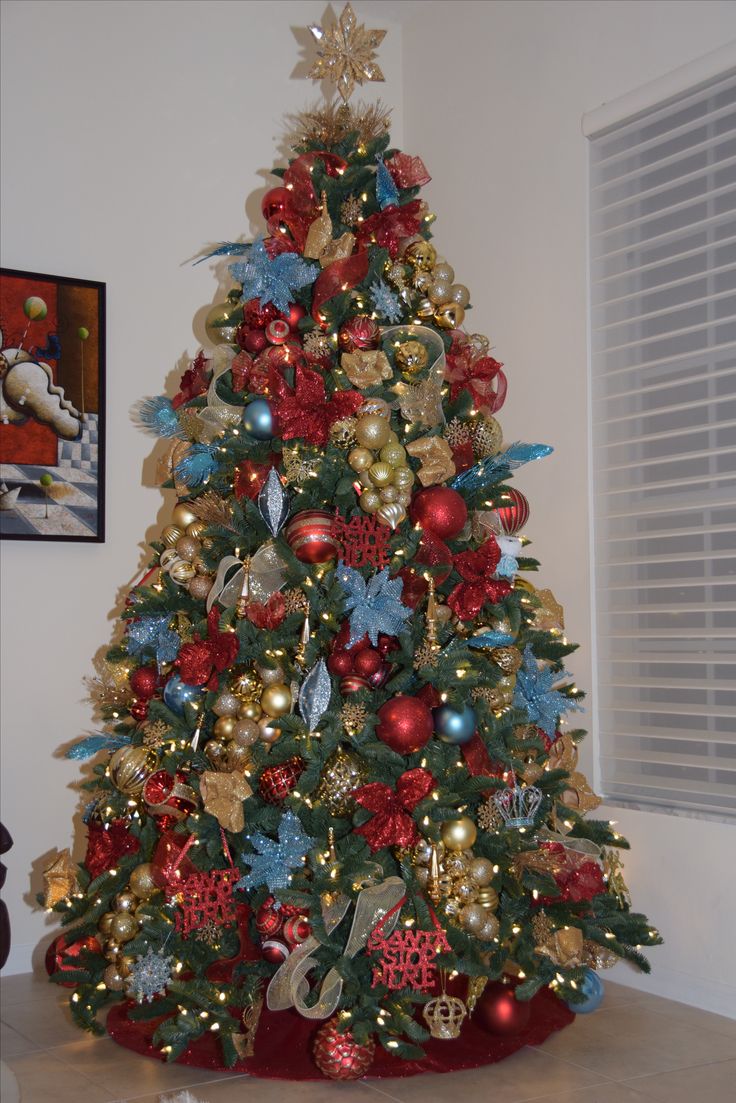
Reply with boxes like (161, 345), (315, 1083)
(107, 988), (574, 1080)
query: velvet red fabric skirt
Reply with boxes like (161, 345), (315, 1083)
(107, 987), (574, 1080)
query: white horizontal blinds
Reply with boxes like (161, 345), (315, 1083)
(589, 68), (736, 818)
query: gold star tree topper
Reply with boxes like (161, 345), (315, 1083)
(308, 3), (386, 104)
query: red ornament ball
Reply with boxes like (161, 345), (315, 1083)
(258, 756), (306, 804)
(340, 673), (370, 695)
(236, 325), (268, 355)
(256, 900), (284, 938)
(261, 188), (291, 225)
(285, 510), (340, 564)
(367, 665), (389, 689)
(328, 651), (354, 676)
(281, 303), (306, 331)
(129, 700), (149, 722)
(45, 934), (101, 988)
(352, 648), (382, 678)
(338, 315), (381, 353)
(313, 1016), (376, 1081)
(129, 665), (158, 701)
(376, 695), (433, 755)
(261, 938), (290, 965)
(494, 488), (530, 535)
(474, 981), (531, 1036)
(265, 319), (291, 345)
(282, 915), (311, 946)
(410, 487), (468, 540)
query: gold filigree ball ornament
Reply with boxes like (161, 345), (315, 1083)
(230, 665), (263, 701)
(395, 339), (429, 377)
(330, 417), (357, 448)
(404, 240), (437, 271)
(315, 747), (369, 816)
(108, 746), (157, 796)
(471, 415), (503, 459)
(489, 646), (523, 675)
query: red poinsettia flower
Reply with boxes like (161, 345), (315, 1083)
(172, 350), (211, 409)
(447, 537), (511, 620)
(269, 363), (362, 447)
(245, 592), (286, 630)
(177, 609), (239, 686)
(356, 200), (427, 258)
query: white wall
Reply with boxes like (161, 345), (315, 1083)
(401, 0), (736, 1016)
(0, 0), (404, 976)
(2, 0), (735, 1018)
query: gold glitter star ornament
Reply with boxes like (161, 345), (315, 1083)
(43, 849), (79, 907)
(308, 4), (386, 104)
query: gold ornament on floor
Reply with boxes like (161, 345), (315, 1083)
(200, 770), (253, 833)
(341, 349), (392, 388)
(423, 979), (467, 1040)
(43, 849), (78, 907)
(406, 435), (455, 487)
(341, 700), (367, 736)
(308, 3), (386, 104)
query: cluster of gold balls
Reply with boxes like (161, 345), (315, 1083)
(403, 240), (470, 330)
(159, 502), (215, 603)
(470, 642), (522, 713)
(205, 663), (292, 770)
(98, 862), (158, 991)
(414, 817), (500, 942)
(348, 398), (414, 528)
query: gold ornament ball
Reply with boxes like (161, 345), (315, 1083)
(459, 903), (486, 934)
(110, 912), (138, 943)
(258, 717), (282, 745)
(192, 555), (210, 575)
(213, 716), (236, 739)
(478, 914), (500, 941)
(379, 486), (399, 503)
(226, 741), (251, 771)
(413, 838), (434, 865)
(415, 866), (429, 887)
(175, 535), (201, 563)
(469, 858), (495, 887)
(104, 939), (121, 959)
(355, 414), (391, 450)
(348, 446), (374, 473)
(358, 469), (374, 489)
(232, 718), (260, 747)
(428, 279), (452, 305)
(231, 666), (263, 700)
(448, 283), (470, 308)
(472, 416), (503, 458)
(189, 575), (213, 601)
(440, 816), (478, 852)
(455, 879), (478, 904)
(434, 302), (465, 329)
(360, 489), (382, 514)
(476, 887), (499, 911)
(368, 461), (393, 488)
(98, 911), (116, 937)
(186, 520), (206, 540)
(315, 747), (368, 816)
(161, 524), (183, 548)
(118, 954), (136, 979)
(444, 852), (470, 878)
(257, 663), (285, 687)
(360, 396), (391, 419)
(433, 262), (455, 284)
(395, 340), (428, 376)
(391, 465), (414, 490)
(238, 700), (263, 722)
(490, 646), (522, 675)
(114, 891), (138, 913)
(129, 863), (157, 900)
(260, 683), (292, 719)
(205, 740), (228, 768)
(379, 442), (406, 466)
(169, 560), (196, 585)
(103, 965), (126, 991)
(204, 291), (243, 346)
(171, 502), (198, 528)
(404, 240), (437, 270)
(413, 270), (432, 293)
(416, 296), (435, 318)
(377, 502), (406, 528)
(109, 746), (156, 796)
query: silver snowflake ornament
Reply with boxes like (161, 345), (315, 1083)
(126, 947), (174, 1004)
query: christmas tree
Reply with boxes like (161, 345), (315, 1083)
(41, 4), (660, 1082)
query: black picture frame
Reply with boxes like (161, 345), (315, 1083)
(0, 267), (106, 542)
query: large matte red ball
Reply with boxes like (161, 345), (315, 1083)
(353, 648), (382, 678)
(376, 696), (433, 755)
(129, 665), (158, 701)
(410, 487), (468, 540)
(474, 982), (531, 1036)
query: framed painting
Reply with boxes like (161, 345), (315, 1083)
(0, 268), (106, 541)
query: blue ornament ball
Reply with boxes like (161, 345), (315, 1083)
(243, 398), (273, 440)
(163, 674), (205, 716)
(565, 968), (604, 1014)
(433, 703), (477, 745)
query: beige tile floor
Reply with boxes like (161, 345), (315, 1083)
(1, 972), (735, 1103)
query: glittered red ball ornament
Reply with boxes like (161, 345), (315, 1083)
(45, 934), (102, 987)
(494, 488), (530, 535)
(281, 303), (306, 331)
(352, 648), (382, 678)
(338, 315), (381, 353)
(261, 187), (291, 225)
(376, 696), (433, 755)
(129, 665), (158, 701)
(261, 938), (290, 965)
(313, 1016), (376, 1081)
(285, 510), (340, 564)
(474, 981), (531, 1036)
(367, 665), (390, 689)
(129, 700), (149, 722)
(410, 487), (468, 540)
(236, 325), (269, 355)
(328, 651), (354, 676)
(258, 756), (306, 804)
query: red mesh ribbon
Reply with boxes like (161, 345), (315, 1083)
(446, 332), (507, 414)
(275, 152), (348, 250)
(447, 538), (512, 621)
(269, 363), (362, 447)
(311, 251), (369, 322)
(356, 200), (426, 258)
(354, 768), (435, 852)
(84, 819), (140, 880)
(177, 609), (239, 687)
(386, 152), (431, 189)
(538, 843), (607, 904)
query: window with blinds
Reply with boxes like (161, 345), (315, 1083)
(588, 69), (736, 819)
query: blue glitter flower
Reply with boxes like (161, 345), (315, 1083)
(336, 564), (411, 647)
(513, 645), (583, 737)
(450, 442), (553, 492)
(135, 396), (182, 439)
(174, 443), (220, 488)
(126, 615), (180, 666)
(369, 278), (402, 323)
(236, 811), (315, 900)
(230, 237), (318, 314)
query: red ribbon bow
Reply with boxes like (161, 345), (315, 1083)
(356, 200), (426, 258)
(177, 608), (239, 687)
(447, 537), (512, 621)
(269, 363), (363, 447)
(446, 332), (507, 415)
(354, 768), (436, 852)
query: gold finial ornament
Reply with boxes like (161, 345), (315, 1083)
(308, 3), (386, 104)
(235, 556), (251, 619)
